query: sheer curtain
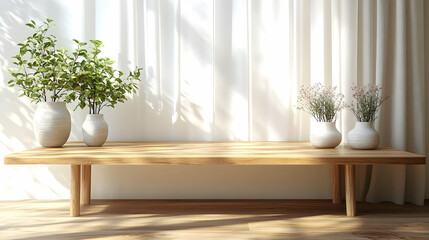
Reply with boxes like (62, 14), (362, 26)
(0, 0), (427, 202)
(139, 0), (427, 204)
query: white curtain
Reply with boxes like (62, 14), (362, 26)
(0, 0), (427, 203)
(139, 0), (428, 204)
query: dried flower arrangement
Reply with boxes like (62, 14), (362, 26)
(347, 85), (388, 122)
(297, 83), (344, 122)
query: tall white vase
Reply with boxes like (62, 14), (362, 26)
(310, 122), (342, 148)
(33, 102), (71, 148)
(82, 114), (108, 147)
(347, 122), (380, 150)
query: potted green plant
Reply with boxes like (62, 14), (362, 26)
(346, 84), (388, 149)
(8, 18), (74, 147)
(297, 83), (344, 148)
(69, 39), (142, 147)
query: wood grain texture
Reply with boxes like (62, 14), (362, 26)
(3, 141), (426, 165)
(332, 165), (341, 204)
(346, 164), (356, 217)
(81, 165), (91, 205)
(1, 200), (429, 239)
(70, 165), (80, 217)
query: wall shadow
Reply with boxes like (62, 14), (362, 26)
(0, 0), (72, 199)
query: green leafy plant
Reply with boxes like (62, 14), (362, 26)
(347, 85), (388, 122)
(69, 39), (142, 114)
(297, 83), (344, 122)
(8, 18), (73, 102)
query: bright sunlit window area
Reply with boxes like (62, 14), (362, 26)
(1, 0), (429, 239)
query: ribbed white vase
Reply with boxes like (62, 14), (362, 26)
(82, 114), (108, 147)
(310, 122), (342, 148)
(33, 102), (71, 148)
(347, 122), (380, 150)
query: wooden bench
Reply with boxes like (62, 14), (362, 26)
(4, 141), (425, 217)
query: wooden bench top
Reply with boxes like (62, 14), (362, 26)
(4, 141), (425, 165)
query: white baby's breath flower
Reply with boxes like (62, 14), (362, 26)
(297, 83), (344, 122)
(347, 84), (388, 122)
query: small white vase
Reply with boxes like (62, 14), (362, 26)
(34, 102), (71, 148)
(310, 122), (342, 148)
(82, 114), (108, 147)
(347, 122), (380, 150)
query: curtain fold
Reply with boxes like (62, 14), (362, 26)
(366, 0), (426, 205)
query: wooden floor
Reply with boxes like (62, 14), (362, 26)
(1, 200), (429, 240)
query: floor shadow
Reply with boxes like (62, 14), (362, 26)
(3, 200), (429, 240)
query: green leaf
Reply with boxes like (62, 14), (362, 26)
(89, 40), (103, 48)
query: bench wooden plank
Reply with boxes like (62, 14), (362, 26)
(4, 141), (426, 165)
(3, 141), (426, 217)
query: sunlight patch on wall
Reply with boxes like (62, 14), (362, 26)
(179, 0), (214, 137)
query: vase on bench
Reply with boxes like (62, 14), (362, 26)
(310, 121), (342, 148)
(347, 122), (379, 150)
(346, 85), (387, 150)
(34, 102), (71, 148)
(82, 114), (108, 147)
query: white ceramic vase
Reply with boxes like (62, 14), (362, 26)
(347, 122), (380, 150)
(33, 102), (71, 148)
(310, 122), (342, 148)
(82, 114), (108, 147)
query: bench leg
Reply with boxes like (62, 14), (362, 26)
(345, 164), (356, 217)
(71, 164), (81, 217)
(81, 165), (91, 205)
(332, 165), (341, 204)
